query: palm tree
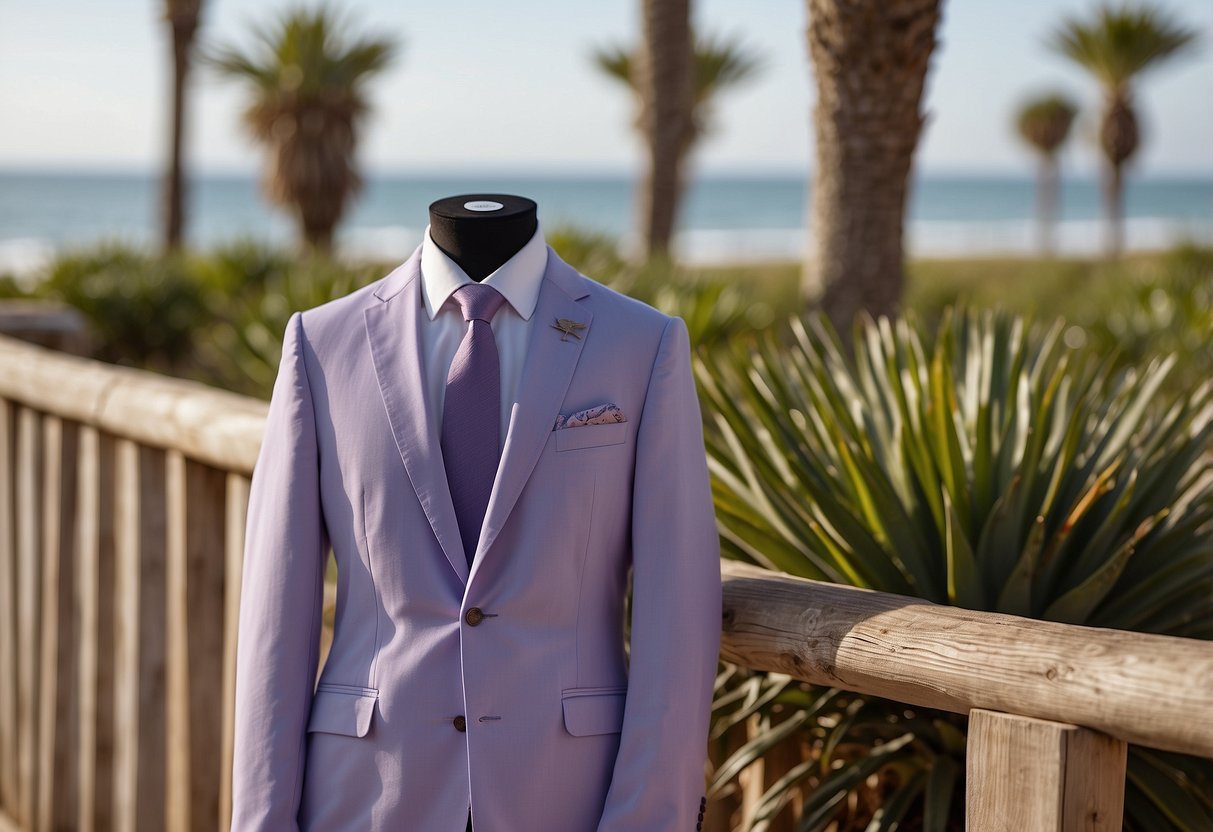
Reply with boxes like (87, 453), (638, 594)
(594, 30), (763, 261)
(1049, 3), (1198, 260)
(161, 0), (205, 254)
(200, 5), (400, 255)
(802, 0), (943, 330)
(619, 0), (693, 262)
(1015, 93), (1078, 256)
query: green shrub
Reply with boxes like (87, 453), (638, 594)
(697, 305), (1212, 830)
(30, 241), (209, 374)
(1079, 242), (1213, 395)
(0, 237), (388, 396)
(188, 243), (384, 397)
(547, 223), (774, 348)
(905, 243), (1213, 398)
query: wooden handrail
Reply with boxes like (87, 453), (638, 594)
(0, 333), (265, 474)
(720, 559), (1213, 758)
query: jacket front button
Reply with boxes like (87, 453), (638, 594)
(453, 715), (466, 731)
(465, 607), (484, 626)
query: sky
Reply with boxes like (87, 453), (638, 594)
(1, 0), (1210, 178)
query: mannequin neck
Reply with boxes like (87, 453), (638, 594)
(428, 194), (538, 281)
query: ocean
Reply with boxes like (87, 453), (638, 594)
(0, 169), (1210, 275)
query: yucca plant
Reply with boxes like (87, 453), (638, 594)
(696, 306), (1212, 830)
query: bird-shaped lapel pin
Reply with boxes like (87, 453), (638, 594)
(551, 317), (587, 342)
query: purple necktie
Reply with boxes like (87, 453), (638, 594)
(441, 283), (508, 568)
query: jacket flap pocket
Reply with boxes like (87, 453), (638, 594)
(561, 687), (627, 736)
(555, 420), (627, 452)
(306, 687), (378, 737)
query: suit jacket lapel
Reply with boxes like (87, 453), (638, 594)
(364, 248), (470, 584)
(469, 249), (593, 584)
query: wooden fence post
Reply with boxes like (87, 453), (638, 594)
(966, 708), (1127, 831)
(37, 415), (80, 831)
(112, 440), (168, 832)
(219, 473), (250, 831)
(75, 424), (118, 832)
(165, 452), (227, 832)
(15, 407), (41, 829)
(0, 401), (16, 822)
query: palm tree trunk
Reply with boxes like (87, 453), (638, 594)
(161, 2), (201, 254)
(1098, 90), (1137, 261)
(300, 217), (334, 257)
(1102, 159), (1125, 260)
(633, 0), (694, 261)
(802, 0), (942, 328)
(1038, 153), (1059, 257)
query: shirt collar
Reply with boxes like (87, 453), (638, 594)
(420, 219), (547, 321)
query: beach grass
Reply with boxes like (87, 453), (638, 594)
(681, 247), (1199, 321)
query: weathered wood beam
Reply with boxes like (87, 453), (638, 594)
(0, 334), (264, 475)
(720, 559), (1213, 758)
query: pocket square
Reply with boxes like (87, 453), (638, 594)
(554, 403), (626, 430)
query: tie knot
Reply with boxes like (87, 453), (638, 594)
(451, 283), (507, 323)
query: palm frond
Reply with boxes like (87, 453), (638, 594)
(1048, 2), (1199, 88)
(1015, 93), (1078, 154)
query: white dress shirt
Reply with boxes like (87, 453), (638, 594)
(419, 219), (548, 448)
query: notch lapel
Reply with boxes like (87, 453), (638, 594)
(468, 249), (593, 585)
(364, 248), (469, 584)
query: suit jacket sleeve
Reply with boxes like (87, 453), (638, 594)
(230, 310), (329, 831)
(597, 315), (722, 832)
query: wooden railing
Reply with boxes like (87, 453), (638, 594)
(1, 330), (1210, 831)
(720, 561), (1212, 828)
(0, 331), (267, 832)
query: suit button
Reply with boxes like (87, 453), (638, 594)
(453, 715), (466, 731)
(465, 607), (484, 626)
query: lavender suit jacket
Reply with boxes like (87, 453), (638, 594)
(229, 242), (722, 831)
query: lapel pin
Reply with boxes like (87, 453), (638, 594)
(551, 317), (587, 342)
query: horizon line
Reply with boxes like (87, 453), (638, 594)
(1, 162), (1212, 182)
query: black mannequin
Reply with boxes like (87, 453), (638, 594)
(427, 194), (538, 281)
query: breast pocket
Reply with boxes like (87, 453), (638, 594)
(554, 420), (628, 452)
